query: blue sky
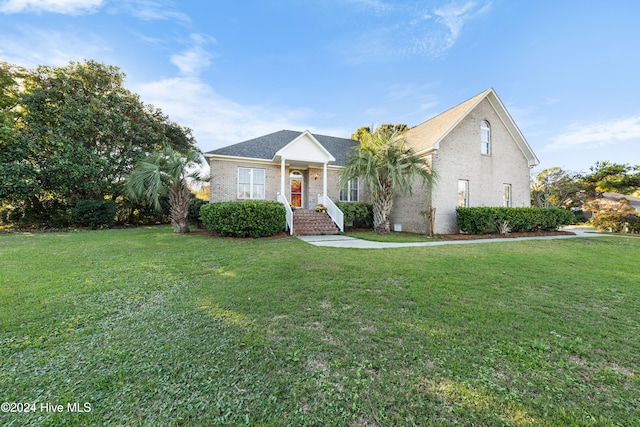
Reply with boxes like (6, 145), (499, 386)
(1, 0), (639, 174)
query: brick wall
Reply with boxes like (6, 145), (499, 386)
(392, 98), (532, 234)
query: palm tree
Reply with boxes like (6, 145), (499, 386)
(127, 146), (206, 233)
(340, 129), (434, 233)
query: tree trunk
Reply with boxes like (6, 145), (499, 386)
(169, 181), (190, 233)
(373, 185), (394, 233)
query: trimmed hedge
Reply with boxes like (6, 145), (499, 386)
(336, 202), (373, 228)
(456, 207), (574, 234)
(200, 201), (286, 237)
(591, 212), (640, 233)
(69, 199), (116, 229)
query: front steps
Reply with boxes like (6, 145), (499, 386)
(292, 209), (339, 236)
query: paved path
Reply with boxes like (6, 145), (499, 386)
(297, 227), (608, 249)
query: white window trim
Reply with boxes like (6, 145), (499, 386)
(340, 177), (359, 202)
(503, 184), (512, 207)
(238, 167), (266, 200)
(481, 120), (491, 156)
(458, 180), (469, 208)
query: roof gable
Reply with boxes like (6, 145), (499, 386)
(206, 130), (357, 166)
(405, 88), (540, 167)
(275, 131), (335, 163)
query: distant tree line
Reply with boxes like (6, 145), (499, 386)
(0, 59), (201, 228)
(531, 162), (640, 231)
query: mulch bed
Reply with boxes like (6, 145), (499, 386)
(1, 226), (575, 241)
(439, 230), (575, 240)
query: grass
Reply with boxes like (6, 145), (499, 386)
(1, 226), (639, 426)
(345, 230), (441, 242)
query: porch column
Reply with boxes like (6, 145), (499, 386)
(323, 162), (328, 200)
(280, 157), (286, 198)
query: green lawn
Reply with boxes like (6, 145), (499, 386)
(1, 227), (638, 426)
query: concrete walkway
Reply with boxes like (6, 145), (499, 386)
(297, 226), (607, 249)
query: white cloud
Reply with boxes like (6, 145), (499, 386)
(135, 77), (348, 152)
(0, 26), (110, 68)
(170, 33), (217, 76)
(545, 114), (640, 151)
(347, 0), (391, 14)
(0, 0), (103, 15)
(111, 0), (190, 24)
(434, 1), (484, 50)
(344, 0), (492, 62)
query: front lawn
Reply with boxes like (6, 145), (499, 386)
(1, 227), (638, 426)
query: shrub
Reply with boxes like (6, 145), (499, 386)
(456, 207), (574, 234)
(189, 196), (208, 229)
(69, 199), (117, 229)
(591, 212), (640, 233)
(336, 202), (373, 228)
(200, 201), (286, 237)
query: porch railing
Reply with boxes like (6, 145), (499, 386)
(277, 192), (294, 235)
(318, 194), (344, 232)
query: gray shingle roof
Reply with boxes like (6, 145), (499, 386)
(205, 130), (358, 166)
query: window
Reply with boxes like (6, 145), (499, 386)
(503, 184), (512, 207)
(481, 120), (491, 155)
(238, 168), (265, 199)
(458, 180), (469, 207)
(340, 178), (359, 202)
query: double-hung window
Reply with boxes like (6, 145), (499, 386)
(503, 184), (512, 207)
(481, 120), (491, 155)
(458, 180), (469, 207)
(238, 167), (265, 199)
(340, 178), (359, 202)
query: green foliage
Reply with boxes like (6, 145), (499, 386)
(200, 201), (286, 237)
(581, 161), (640, 195)
(350, 123), (407, 141)
(69, 199), (117, 229)
(590, 212), (640, 233)
(456, 207), (575, 234)
(531, 167), (583, 208)
(1, 59), (197, 227)
(340, 129), (433, 233)
(127, 147), (206, 233)
(189, 195), (208, 228)
(336, 201), (373, 228)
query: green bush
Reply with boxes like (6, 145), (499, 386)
(189, 196), (208, 229)
(456, 207), (574, 234)
(336, 202), (373, 228)
(591, 212), (640, 233)
(69, 199), (117, 229)
(200, 201), (286, 237)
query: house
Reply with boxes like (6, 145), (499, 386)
(205, 88), (539, 235)
(602, 192), (640, 212)
(392, 88), (540, 234)
(205, 130), (365, 234)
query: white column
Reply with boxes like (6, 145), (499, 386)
(280, 157), (286, 198)
(323, 162), (328, 199)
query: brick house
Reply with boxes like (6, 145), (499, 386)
(205, 88), (539, 235)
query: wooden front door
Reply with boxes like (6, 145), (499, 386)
(290, 172), (303, 207)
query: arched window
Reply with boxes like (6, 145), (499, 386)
(481, 121), (491, 155)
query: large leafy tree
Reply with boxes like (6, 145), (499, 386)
(0, 62), (39, 204)
(580, 161), (640, 196)
(18, 60), (196, 203)
(127, 147), (206, 233)
(1, 60), (197, 226)
(531, 167), (582, 208)
(340, 128), (433, 233)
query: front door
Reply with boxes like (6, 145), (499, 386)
(290, 172), (303, 208)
